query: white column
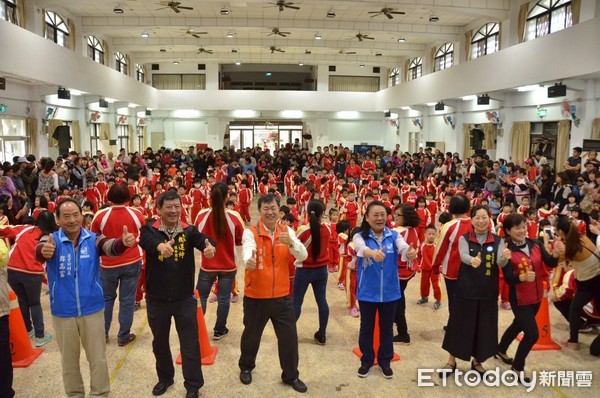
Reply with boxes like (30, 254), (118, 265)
(316, 65), (329, 92)
(205, 63), (219, 90)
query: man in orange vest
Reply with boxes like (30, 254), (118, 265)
(238, 194), (308, 393)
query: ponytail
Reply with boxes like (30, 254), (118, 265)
(556, 216), (583, 260)
(307, 200), (325, 262)
(211, 182), (228, 238)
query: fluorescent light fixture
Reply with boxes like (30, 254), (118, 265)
(426, 102), (437, 106)
(314, 33), (322, 40)
(390, 113), (399, 119)
(265, 72), (272, 76)
(338, 111), (358, 119)
(282, 110), (302, 118)
(128, 103), (139, 108)
(104, 98), (116, 103)
(461, 95), (477, 101)
(136, 111), (146, 118)
(298, 61), (304, 66)
(517, 84), (542, 92)
(141, 31), (149, 38)
(69, 89), (85, 96)
(401, 106), (411, 110)
(173, 109), (200, 118)
(359, 64), (365, 68)
(235, 60), (241, 65)
(226, 32), (234, 38)
(234, 110), (255, 118)
(173, 60), (179, 65)
(398, 37), (406, 43)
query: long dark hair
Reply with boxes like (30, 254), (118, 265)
(210, 182), (228, 237)
(36, 210), (59, 236)
(556, 216), (582, 260)
(360, 201), (387, 240)
(307, 200), (325, 262)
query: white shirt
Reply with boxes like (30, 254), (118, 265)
(241, 224), (308, 266)
(352, 230), (410, 262)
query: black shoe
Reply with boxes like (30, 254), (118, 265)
(105, 334), (109, 344)
(511, 367), (532, 384)
(392, 334), (410, 345)
(118, 333), (136, 347)
(213, 327), (229, 341)
(357, 366), (371, 378)
(494, 351), (514, 365)
(152, 380), (174, 396)
(443, 326), (447, 331)
(471, 360), (486, 376)
(379, 366), (393, 379)
(314, 331), (326, 345)
(185, 390), (199, 398)
(438, 363), (456, 378)
(283, 379), (307, 393)
(240, 370), (252, 385)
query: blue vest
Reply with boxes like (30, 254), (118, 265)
(356, 227), (401, 303)
(46, 228), (104, 317)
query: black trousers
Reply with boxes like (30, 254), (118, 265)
(359, 300), (397, 368)
(569, 275), (600, 342)
(8, 271), (44, 338)
(239, 296), (299, 382)
(444, 278), (457, 315)
(394, 278), (410, 337)
(0, 315), (15, 398)
(147, 297), (204, 392)
(498, 300), (541, 371)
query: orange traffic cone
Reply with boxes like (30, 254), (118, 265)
(8, 291), (43, 368)
(516, 281), (561, 350)
(176, 290), (218, 365)
(353, 310), (400, 365)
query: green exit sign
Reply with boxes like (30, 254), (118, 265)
(0, 104), (7, 113)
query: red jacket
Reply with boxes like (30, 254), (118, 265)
(432, 217), (472, 279)
(91, 205), (145, 268)
(420, 242), (435, 272)
(394, 227), (420, 280)
(295, 223), (332, 268)
(195, 208), (245, 272)
(0, 225), (45, 274)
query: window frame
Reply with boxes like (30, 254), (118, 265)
(87, 36), (104, 64)
(45, 10), (70, 47)
(117, 125), (129, 151)
(526, 0), (572, 41)
(434, 43), (454, 71)
(115, 52), (128, 75)
(471, 22), (500, 59)
(0, 0), (17, 24)
(408, 57), (422, 81)
(389, 67), (400, 87)
(136, 64), (145, 83)
(0, 117), (27, 163)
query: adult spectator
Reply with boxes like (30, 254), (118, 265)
(551, 172), (573, 212)
(345, 159), (361, 181)
(239, 194), (308, 393)
(91, 184), (146, 346)
(0, 166), (16, 198)
(35, 158), (59, 196)
(21, 154), (38, 202)
(0, 239), (11, 398)
(498, 214), (559, 380)
(139, 191), (215, 398)
(293, 200), (331, 345)
(353, 201), (417, 378)
(126, 156), (143, 181)
(194, 182), (244, 340)
(440, 205), (509, 376)
(555, 217), (600, 349)
(564, 147), (582, 183)
(35, 199), (136, 398)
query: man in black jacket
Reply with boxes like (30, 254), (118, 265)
(139, 190), (216, 398)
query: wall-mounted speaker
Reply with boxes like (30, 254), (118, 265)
(329, 65), (336, 72)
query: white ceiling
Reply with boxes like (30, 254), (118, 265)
(37, 0), (511, 65)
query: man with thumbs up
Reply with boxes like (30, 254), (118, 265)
(139, 191), (216, 398)
(34, 198), (137, 398)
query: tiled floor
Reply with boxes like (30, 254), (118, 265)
(11, 203), (600, 397)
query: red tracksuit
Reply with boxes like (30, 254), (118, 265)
(419, 242), (441, 301)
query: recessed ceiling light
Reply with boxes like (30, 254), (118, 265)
(235, 60), (241, 65)
(173, 60), (179, 65)
(327, 11), (336, 18)
(314, 34), (322, 40)
(359, 64), (365, 68)
(375, 52), (382, 56)
(220, 8), (229, 15)
(298, 61), (304, 66)
(226, 32), (234, 38)
(429, 15), (439, 22)
(305, 49), (311, 54)
(398, 37), (406, 43)
(141, 31), (149, 38)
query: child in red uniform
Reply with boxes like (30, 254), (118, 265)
(406, 187), (418, 207)
(343, 227), (360, 317)
(415, 196), (432, 243)
(238, 180), (253, 223)
(496, 203), (513, 237)
(517, 196), (531, 214)
(417, 225), (442, 309)
(95, 173), (108, 198)
(280, 214), (298, 296)
(258, 178), (269, 196)
(524, 208), (538, 239)
(335, 221), (351, 290)
(426, 192), (438, 223)
(340, 191), (359, 228)
(327, 208), (340, 273)
(83, 178), (102, 213)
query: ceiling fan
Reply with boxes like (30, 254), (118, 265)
(339, 49), (357, 55)
(156, 1), (194, 13)
(353, 32), (374, 42)
(197, 47), (213, 54)
(183, 28), (208, 38)
(270, 46), (285, 53)
(368, 7), (405, 19)
(268, 27), (291, 37)
(266, 1), (300, 12)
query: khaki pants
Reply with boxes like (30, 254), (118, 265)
(53, 310), (110, 398)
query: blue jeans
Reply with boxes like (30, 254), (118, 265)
(196, 270), (236, 333)
(101, 262), (142, 339)
(293, 266), (329, 335)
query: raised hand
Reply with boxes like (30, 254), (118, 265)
(246, 249), (257, 270)
(203, 239), (216, 259)
(41, 234), (56, 259)
(522, 266), (536, 282)
(278, 231), (293, 246)
(372, 249), (386, 262)
(589, 220), (600, 236)
(406, 243), (417, 260)
(471, 252), (482, 268)
(501, 243), (511, 261)
(553, 238), (566, 257)
(159, 239), (175, 258)
(122, 225), (136, 247)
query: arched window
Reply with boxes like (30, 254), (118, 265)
(434, 43), (454, 71)
(526, 0), (572, 41)
(389, 67), (400, 87)
(408, 57), (422, 81)
(45, 11), (69, 47)
(115, 52), (127, 75)
(471, 22), (499, 59)
(0, 0), (16, 24)
(136, 64), (145, 83)
(87, 36), (104, 64)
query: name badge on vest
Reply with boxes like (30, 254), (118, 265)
(486, 246), (494, 253)
(80, 246), (90, 258)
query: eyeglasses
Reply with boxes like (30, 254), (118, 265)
(395, 213), (403, 217)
